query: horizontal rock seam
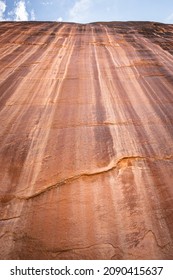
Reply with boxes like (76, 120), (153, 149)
(15, 154), (173, 201)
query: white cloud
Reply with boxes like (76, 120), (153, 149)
(165, 12), (173, 22)
(57, 17), (63, 22)
(0, 0), (35, 21)
(14, 0), (29, 21)
(30, 9), (35, 20)
(0, 0), (6, 21)
(42, 1), (53, 6)
(68, 0), (92, 23)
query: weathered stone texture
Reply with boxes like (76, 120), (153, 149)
(0, 21), (173, 259)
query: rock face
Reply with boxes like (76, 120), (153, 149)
(0, 21), (173, 260)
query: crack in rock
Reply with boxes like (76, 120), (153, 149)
(0, 216), (20, 222)
(54, 120), (173, 129)
(135, 229), (171, 249)
(47, 242), (124, 257)
(14, 154), (173, 200)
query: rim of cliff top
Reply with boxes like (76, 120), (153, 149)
(0, 20), (172, 25)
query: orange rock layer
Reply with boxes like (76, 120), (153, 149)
(0, 21), (173, 259)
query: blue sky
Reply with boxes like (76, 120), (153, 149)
(0, 0), (173, 23)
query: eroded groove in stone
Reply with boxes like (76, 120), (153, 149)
(0, 21), (173, 260)
(11, 154), (173, 200)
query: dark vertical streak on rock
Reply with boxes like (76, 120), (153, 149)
(0, 21), (173, 260)
(91, 27), (115, 167)
(0, 23), (63, 112)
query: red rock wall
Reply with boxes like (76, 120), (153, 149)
(0, 21), (173, 259)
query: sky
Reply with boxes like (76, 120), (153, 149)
(0, 0), (173, 24)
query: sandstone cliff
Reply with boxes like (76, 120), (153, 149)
(0, 21), (173, 259)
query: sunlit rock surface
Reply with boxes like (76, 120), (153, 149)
(0, 21), (173, 260)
